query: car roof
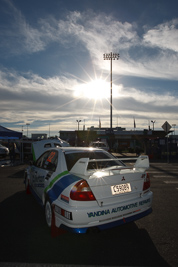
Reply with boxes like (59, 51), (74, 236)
(56, 147), (104, 152)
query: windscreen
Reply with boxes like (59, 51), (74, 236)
(65, 151), (124, 171)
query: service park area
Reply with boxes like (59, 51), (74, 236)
(0, 159), (178, 267)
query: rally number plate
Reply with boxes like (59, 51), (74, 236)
(111, 183), (131, 195)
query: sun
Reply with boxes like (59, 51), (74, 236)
(74, 79), (109, 100)
(85, 79), (109, 99)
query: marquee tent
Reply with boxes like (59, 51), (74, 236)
(0, 125), (22, 140)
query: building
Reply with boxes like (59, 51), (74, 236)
(59, 126), (174, 159)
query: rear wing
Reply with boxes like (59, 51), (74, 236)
(70, 155), (149, 177)
(134, 155), (149, 170)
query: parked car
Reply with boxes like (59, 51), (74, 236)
(32, 138), (70, 161)
(89, 141), (109, 151)
(25, 144), (153, 235)
(0, 144), (9, 157)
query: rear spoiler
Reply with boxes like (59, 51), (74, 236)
(70, 155), (149, 177)
(134, 155), (149, 170)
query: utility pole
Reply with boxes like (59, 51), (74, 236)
(26, 123), (30, 138)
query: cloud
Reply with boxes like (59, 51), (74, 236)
(1, 2), (178, 80)
(143, 19), (178, 52)
(113, 83), (178, 124)
(0, 68), (177, 131)
(0, 69), (109, 128)
(117, 84), (177, 106)
(0, 3), (178, 133)
(50, 11), (178, 80)
(0, 0), (45, 55)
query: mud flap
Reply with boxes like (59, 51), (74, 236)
(26, 180), (31, 195)
(51, 205), (67, 237)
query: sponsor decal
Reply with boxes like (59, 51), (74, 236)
(33, 175), (45, 187)
(139, 198), (150, 206)
(111, 202), (138, 213)
(87, 198), (151, 218)
(34, 183), (44, 188)
(87, 209), (110, 218)
(61, 194), (69, 203)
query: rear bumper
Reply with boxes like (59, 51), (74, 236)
(61, 207), (152, 234)
(54, 191), (153, 234)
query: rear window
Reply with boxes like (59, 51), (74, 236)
(65, 151), (123, 171)
(44, 143), (51, 148)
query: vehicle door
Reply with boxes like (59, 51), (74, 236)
(31, 150), (58, 199)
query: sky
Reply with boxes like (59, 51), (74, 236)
(0, 0), (178, 137)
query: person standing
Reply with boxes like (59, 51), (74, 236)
(9, 142), (16, 165)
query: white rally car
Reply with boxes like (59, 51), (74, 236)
(25, 144), (153, 234)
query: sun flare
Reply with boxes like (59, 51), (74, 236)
(74, 79), (110, 100)
(85, 79), (109, 99)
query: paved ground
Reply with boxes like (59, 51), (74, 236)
(0, 158), (178, 266)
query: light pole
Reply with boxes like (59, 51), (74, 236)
(103, 52), (119, 131)
(151, 120), (155, 131)
(26, 123), (30, 138)
(76, 120), (81, 131)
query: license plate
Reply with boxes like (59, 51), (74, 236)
(111, 183), (131, 195)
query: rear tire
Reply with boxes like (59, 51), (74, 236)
(45, 201), (52, 227)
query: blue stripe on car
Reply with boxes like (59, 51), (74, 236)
(45, 172), (81, 204)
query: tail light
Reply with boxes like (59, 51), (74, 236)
(70, 180), (96, 201)
(143, 173), (150, 191)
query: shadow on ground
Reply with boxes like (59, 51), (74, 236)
(0, 190), (169, 266)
